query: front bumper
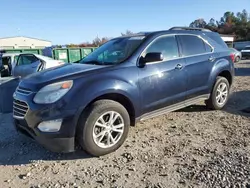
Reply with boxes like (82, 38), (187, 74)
(13, 88), (81, 153)
(14, 119), (75, 152)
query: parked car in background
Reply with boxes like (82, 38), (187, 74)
(13, 27), (234, 156)
(13, 53), (65, 78)
(229, 48), (241, 62)
(241, 46), (250, 59)
(0, 53), (19, 77)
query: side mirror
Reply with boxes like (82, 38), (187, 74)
(144, 52), (163, 63)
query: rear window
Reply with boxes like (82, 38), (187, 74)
(206, 33), (228, 48)
(178, 35), (208, 56)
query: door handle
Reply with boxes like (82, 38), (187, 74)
(208, 56), (216, 62)
(175, 64), (183, 70)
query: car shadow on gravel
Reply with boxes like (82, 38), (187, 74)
(235, 67), (250, 76)
(0, 113), (94, 166)
(0, 139), (94, 166)
(176, 104), (209, 112)
(223, 90), (250, 118)
(178, 90), (250, 118)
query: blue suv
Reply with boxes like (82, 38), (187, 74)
(13, 27), (235, 156)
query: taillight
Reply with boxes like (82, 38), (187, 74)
(230, 53), (235, 62)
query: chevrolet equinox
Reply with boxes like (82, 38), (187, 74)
(13, 27), (235, 156)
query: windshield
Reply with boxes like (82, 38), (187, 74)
(79, 36), (145, 65)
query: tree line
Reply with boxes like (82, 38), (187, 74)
(189, 9), (250, 41)
(59, 30), (134, 48)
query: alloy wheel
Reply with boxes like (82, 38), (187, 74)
(93, 111), (124, 148)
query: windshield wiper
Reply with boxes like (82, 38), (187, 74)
(81, 60), (104, 65)
(81, 60), (115, 65)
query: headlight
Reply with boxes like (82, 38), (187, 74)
(34, 80), (73, 104)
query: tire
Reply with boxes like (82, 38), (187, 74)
(206, 76), (230, 110)
(235, 56), (240, 62)
(77, 100), (130, 156)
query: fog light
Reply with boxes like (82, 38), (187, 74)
(38, 119), (62, 132)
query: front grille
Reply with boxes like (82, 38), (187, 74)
(242, 52), (250, 55)
(16, 87), (32, 95)
(13, 99), (29, 118)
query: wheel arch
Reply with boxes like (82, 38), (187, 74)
(77, 92), (136, 129)
(217, 70), (233, 86)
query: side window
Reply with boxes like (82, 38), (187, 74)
(144, 35), (179, 61)
(2, 57), (11, 66)
(178, 35), (207, 56)
(17, 55), (39, 65)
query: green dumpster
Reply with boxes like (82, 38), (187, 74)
(69, 48), (81, 63)
(53, 47), (97, 63)
(22, 49), (42, 54)
(81, 48), (95, 58)
(53, 49), (69, 62)
(4, 49), (43, 55)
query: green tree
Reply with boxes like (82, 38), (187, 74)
(66, 44), (79, 48)
(92, 36), (110, 47)
(189, 18), (207, 28)
(121, 30), (134, 36)
(189, 9), (250, 41)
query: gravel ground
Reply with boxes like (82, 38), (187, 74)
(0, 60), (250, 188)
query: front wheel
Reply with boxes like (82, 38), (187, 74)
(77, 100), (130, 156)
(206, 76), (230, 110)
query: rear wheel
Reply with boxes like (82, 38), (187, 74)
(206, 76), (230, 110)
(77, 100), (130, 156)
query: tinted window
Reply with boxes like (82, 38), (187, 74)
(179, 35), (208, 56)
(244, 47), (250, 50)
(144, 35), (179, 60)
(206, 33), (228, 48)
(205, 42), (213, 52)
(18, 55), (39, 65)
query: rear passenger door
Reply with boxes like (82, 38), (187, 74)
(177, 35), (214, 100)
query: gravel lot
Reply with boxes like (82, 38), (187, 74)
(0, 60), (250, 188)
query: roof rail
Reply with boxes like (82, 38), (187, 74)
(169, 27), (211, 32)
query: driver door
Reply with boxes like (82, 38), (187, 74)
(138, 35), (188, 114)
(14, 54), (40, 78)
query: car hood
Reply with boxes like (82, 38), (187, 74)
(21, 63), (108, 86)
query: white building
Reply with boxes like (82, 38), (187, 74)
(220, 34), (235, 48)
(0, 36), (52, 49)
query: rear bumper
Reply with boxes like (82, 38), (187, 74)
(14, 119), (75, 153)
